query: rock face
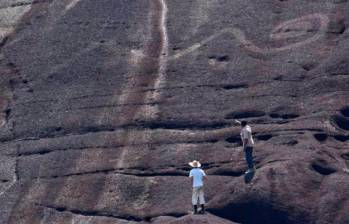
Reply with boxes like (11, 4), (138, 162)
(0, 0), (349, 223)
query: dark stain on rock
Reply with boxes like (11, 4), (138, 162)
(217, 55), (230, 62)
(313, 133), (328, 142)
(256, 134), (273, 141)
(4, 108), (11, 123)
(333, 0), (348, 4)
(311, 160), (336, 175)
(301, 62), (317, 71)
(327, 20), (346, 34)
(209, 199), (294, 224)
(209, 169), (245, 177)
(0, 36), (9, 48)
(273, 75), (283, 81)
(284, 140), (298, 146)
(333, 135), (349, 142)
(331, 115), (349, 130)
(341, 153), (349, 160)
(340, 106), (349, 117)
(206, 139), (219, 143)
(221, 83), (248, 90)
(208, 55), (230, 62)
(38, 126), (65, 138)
(225, 135), (241, 144)
(269, 113), (299, 119)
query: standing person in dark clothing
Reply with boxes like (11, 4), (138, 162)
(235, 120), (255, 174)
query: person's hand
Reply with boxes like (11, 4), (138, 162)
(234, 119), (241, 125)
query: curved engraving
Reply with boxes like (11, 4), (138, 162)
(169, 13), (329, 60)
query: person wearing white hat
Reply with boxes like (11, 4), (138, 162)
(189, 160), (207, 214)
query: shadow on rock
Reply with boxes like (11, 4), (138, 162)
(244, 171), (255, 184)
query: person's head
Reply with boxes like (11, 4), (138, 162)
(189, 160), (201, 168)
(241, 120), (247, 127)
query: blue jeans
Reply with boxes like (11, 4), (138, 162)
(244, 146), (254, 169)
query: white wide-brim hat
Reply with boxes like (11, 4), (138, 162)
(189, 160), (201, 168)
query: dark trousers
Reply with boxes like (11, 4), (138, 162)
(244, 146), (254, 169)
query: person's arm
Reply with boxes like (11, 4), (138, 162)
(243, 138), (248, 146)
(242, 129), (248, 148)
(234, 119), (241, 125)
(189, 170), (193, 179)
(202, 170), (207, 181)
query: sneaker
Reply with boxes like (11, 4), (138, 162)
(245, 168), (255, 174)
(199, 205), (205, 214)
(193, 205), (198, 215)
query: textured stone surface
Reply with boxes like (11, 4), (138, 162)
(151, 214), (238, 224)
(0, 0), (349, 224)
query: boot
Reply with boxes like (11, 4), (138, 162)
(199, 204), (205, 214)
(193, 205), (198, 214)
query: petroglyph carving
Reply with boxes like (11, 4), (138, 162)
(0, 178), (16, 197)
(65, 0), (82, 12)
(169, 13), (330, 60)
(0, 5), (32, 42)
(0, 168), (16, 198)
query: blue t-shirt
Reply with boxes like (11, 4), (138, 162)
(189, 168), (206, 187)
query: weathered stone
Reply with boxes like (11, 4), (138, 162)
(0, 0), (349, 224)
(151, 213), (238, 224)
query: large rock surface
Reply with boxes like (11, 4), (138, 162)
(0, 0), (349, 223)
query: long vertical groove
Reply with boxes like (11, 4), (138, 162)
(129, 0), (168, 121)
(146, 0), (168, 110)
(98, 0), (166, 126)
(134, 2), (168, 213)
(115, 0), (166, 168)
(115, 1), (169, 215)
(6, 1), (169, 222)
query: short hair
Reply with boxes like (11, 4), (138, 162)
(241, 120), (247, 127)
